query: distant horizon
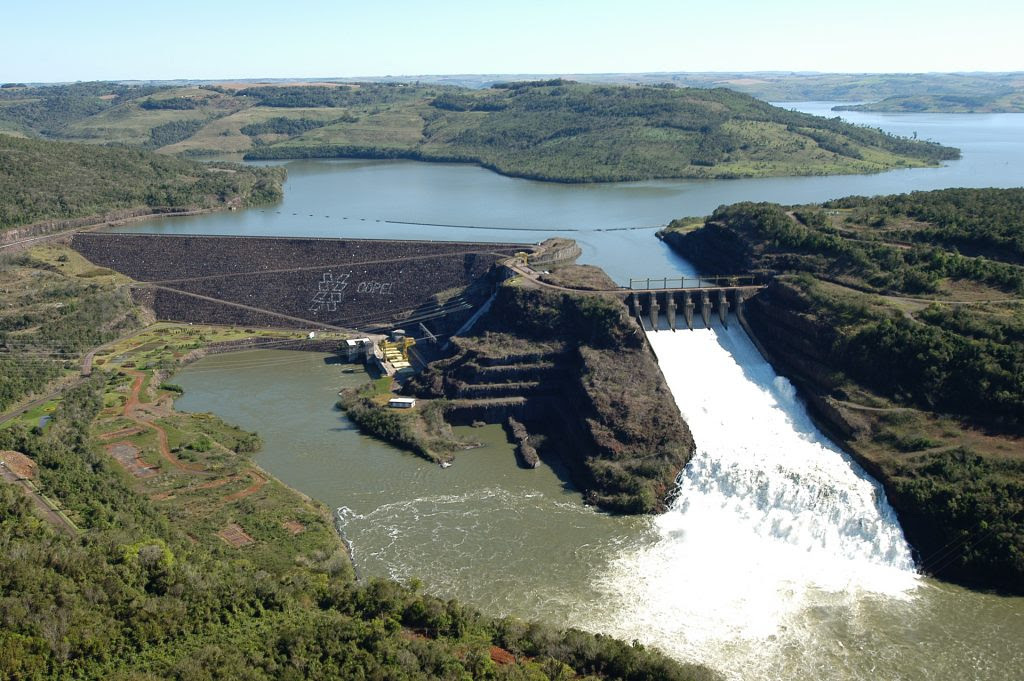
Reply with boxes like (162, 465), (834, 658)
(8, 69), (1024, 87)
(2, 1), (1021, 83)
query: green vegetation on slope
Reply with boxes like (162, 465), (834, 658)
(0, 377), (716, 680)
(379, 72), (1024, 106)
(0, 134), (284, 231)
(834, 92), (1024, 113)
(681, 72), (1024, 106)
(660, 189), (1024, 592)
(0, 246), (143, 412)
(337, 382), (470, 463)
(0, 81), (163, 136)
(244, 81), (958, 181)
(0, 80), (959, 182)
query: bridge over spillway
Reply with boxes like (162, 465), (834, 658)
(507, 255), (766, 331)
(624, 275), (767, 331)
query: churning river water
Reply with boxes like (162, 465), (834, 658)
(162, 103), (1024, 680)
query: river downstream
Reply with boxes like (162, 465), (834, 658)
(162, 104), (1023, 679)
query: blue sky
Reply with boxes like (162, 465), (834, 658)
(3, 0), (1021, 82)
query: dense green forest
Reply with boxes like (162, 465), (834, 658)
(240, 117), (334, 137)
(140, 96), (202, 110)
(675, 195), (1024, 421)
(0, 82), (162, 136)
(0, 80), (958, 182)
(147, 119), (208, 148)
(660, 188), (1024, 592)
(0, 355), (61, 412)
(0, 135), (284, 231)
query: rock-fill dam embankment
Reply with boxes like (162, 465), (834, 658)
(71, 233), (524, 332)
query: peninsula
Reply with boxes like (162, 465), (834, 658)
(0, 80), (958, 182)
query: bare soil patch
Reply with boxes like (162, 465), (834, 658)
(489, 646), (515, 665)
(0, 450), (37, 480)
(217, 523), (254, 548)
(106, 442), (158, 478)
(223, 470), (268, 502)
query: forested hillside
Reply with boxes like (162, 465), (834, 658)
(835, 92), (1024, 113)
(0, 135), (284, 231)
(0, 80), (958, 182)
(659, 188), (1024, 593)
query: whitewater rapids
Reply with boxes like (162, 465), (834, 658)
(587, 317), (920, 680)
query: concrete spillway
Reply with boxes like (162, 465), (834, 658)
(590, 315), (918, 680)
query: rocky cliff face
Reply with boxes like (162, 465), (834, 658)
(660, 216), (1024, 593)
(408, 284), (696, 514)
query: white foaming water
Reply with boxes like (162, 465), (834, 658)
(589, 318), (920, 679)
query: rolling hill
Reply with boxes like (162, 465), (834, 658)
(0, 80), (959, 182)
(0, 134), (284, 231)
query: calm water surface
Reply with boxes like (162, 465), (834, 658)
(160, 106), (1024, 679)
(117, 103), (1024, 283)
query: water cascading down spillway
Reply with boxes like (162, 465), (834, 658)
(592, 313), (919, 680)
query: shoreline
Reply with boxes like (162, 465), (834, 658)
(0, 206), (229, 253)
(112, 326), (356, 560)
(241, 146), (946, 185)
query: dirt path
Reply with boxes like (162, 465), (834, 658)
(122, 370), (203, 472)
(118, 369), (267, 504)
(0, 326), (153, 427)
(222, 470), (268, 503)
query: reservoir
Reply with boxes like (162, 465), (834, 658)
(162, 105), (1024, 679)
(116, 104), (1024, 284)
